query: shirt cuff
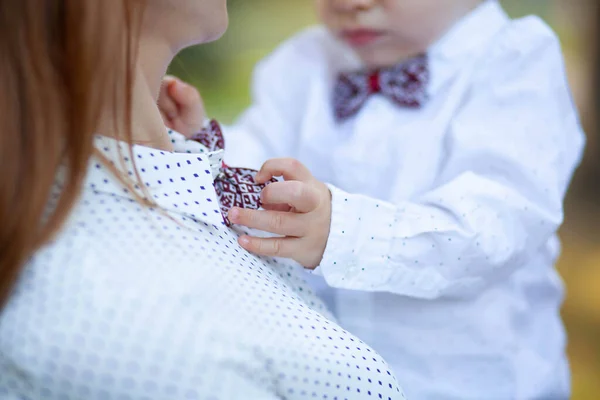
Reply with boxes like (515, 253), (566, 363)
(318, 184), (396, 290)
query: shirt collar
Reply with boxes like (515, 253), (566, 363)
(80, 134), (226, 227)
(428, 0), (509, 61)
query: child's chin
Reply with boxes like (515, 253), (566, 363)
(354, 50), (394, 70)
(359, 47), (424, 69)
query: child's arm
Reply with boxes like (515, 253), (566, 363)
(230, 21), (586, 300)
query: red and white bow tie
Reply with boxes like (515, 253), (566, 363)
(190, 120), (276, 226)
(333, 54), (429, 121)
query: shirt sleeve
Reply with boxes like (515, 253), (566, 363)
(317, 18), (586, 300)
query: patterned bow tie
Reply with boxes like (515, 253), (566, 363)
(190, 120), (276, 226)
(333, 54), (429, 121)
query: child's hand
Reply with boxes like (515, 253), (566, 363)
(158, 76), (205, 138)
(228, 158), (332, 269)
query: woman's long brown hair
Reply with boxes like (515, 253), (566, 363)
(0, 0), (145, 307)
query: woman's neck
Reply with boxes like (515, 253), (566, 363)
(98, 37), (176, 152)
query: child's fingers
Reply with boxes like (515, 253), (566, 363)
(160, 75), (179, 95)
(238, 235), (300, 259)
(168, 80), (205, 135)
(256, 158), (313, 184)
(228, 207), (307, 237)
(261, 203), (292, 212)
(168, 78), (201, 106)
(160, 110), (176, 130)
(261, 181), (319, 213)
(158, 85), (180, 120)
(162, 75), (179, 86)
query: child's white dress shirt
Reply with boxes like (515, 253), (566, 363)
(222, 1), (586, 398)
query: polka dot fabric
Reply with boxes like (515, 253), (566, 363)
(0, 136), (405, 400)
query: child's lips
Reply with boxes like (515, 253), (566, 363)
(340, 29), (385, 47)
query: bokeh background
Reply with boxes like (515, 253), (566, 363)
(169, 1), (600, 398)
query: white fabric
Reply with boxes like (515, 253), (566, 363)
(0, 132), (405, 400)
(222, 1), (586, 399)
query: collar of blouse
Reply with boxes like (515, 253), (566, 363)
(77, 134), (226, 227)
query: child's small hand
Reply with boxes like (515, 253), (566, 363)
(228, 158), (332, 269)
(158, 76), (205, 138)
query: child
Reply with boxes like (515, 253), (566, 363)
(159, 0), (585, 398)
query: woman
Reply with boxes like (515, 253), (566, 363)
(0, 1), (404, 398)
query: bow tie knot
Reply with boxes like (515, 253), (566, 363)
(333, 54), (429, 121)
(368, 72), (382, 93)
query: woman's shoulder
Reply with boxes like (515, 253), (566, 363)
(2, 189), (405, 399)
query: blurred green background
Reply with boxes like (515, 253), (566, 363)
(169, 1), (600, 398)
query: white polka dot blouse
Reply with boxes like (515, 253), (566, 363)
(0, 132), (406, 400)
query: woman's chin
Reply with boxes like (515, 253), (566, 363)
(206, 21), (229, 43)
(187, 14), (229, 46)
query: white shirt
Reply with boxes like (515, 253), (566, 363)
(222, 1), (586, 399)
(0, 133), (405, 399)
